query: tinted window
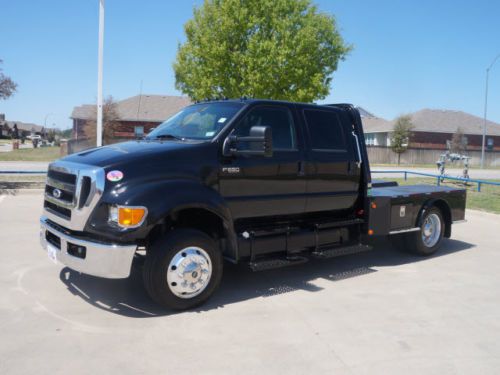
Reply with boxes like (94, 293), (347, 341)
(304, 110), (346, 150)
(234, 106), (296, 150)
(147, 102), (244, 140)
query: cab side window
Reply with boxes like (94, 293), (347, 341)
(234, 106), (297, 150)
(303, 109), (347, 151)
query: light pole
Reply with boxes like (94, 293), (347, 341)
(481, 53), (500, 169)
(96, 0), (105, 147)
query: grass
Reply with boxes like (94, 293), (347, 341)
(0, 146), (60, 161)
(383, 177), (500, 214)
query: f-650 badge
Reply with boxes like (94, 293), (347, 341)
(222, 167), (240, 174)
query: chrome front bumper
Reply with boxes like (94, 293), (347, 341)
(40, 216), (137, 279)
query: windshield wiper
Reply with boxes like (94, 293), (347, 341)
(151, 134), (185, 141)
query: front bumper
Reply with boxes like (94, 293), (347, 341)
(40, 216), (137, 279)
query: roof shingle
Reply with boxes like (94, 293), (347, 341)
(71, 94), (192, 122)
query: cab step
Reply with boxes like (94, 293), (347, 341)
(249, 256), (308, 272)
(312, 244), (372, 259)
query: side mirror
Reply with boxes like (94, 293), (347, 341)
(223, 125), (273, 158)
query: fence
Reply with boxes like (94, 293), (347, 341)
(367, 147), (500, 167)
(372, 170), (500, 192)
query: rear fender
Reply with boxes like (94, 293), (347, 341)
(416, 198), (452, 238)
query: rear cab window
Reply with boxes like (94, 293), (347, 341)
(303, 109), (348, 152)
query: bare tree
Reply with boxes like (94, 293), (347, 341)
(450, 127), (467, 154)
(84, 96), (120, 145)
(0, 60), (17, 100)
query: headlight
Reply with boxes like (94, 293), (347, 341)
(108, 205), (148, 228)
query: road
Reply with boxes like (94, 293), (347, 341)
(0, 193), (499, 374)
(0, 161), (49, 173)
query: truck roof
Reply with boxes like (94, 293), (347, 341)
(193, 98), (354, 110)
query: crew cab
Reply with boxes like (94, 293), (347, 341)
(40, 99), (466, 310)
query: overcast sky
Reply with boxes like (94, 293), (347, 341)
(1, 0), (499, 129)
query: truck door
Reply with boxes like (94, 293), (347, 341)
(219, 105), (306, 220)
(302, 107), (361, 214)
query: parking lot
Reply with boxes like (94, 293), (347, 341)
(1, 192), (499, 374)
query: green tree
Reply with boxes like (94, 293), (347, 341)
(174, 0), (351, 102)
(390, 115), (413, 165)
(0, 59), (17, 100)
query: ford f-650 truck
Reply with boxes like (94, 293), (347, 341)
(40, 100), (466, 310)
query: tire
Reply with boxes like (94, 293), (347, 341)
(143, 228), (223, 310)
(391, 207), (445, 256)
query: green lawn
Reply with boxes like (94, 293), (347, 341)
(0, 147), (60, 161)
(383, 177), (500, 214)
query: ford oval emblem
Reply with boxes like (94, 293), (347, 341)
(52, 188), (62, 199)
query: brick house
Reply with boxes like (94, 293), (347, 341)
(71, 95), (192, 141)
(362, 109), (500, 151)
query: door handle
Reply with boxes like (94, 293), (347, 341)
(352, 131), (363, 168)
(298, 161), (305, 176)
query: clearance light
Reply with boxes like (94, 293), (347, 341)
(109, 205), (147, 228)
(368, 229), (374, 235)
(371, 202), (377, 209)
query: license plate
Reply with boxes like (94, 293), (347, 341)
(47, 244), (58, 264)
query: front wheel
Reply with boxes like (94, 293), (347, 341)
(143, 228), (223, 310)
(391, 207), (445, 256)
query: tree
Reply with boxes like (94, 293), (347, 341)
(390, 115), (413, 165)
(450, 127), (467, 154)
(84, 96), (119, 145)
(0, 59), (17, 100)
(173, 0), (351, 102)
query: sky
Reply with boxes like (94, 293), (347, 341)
(1, 0), (499, 129)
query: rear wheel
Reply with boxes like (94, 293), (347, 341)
(391, 207), (444, 256)
(143, 228), (223, 310)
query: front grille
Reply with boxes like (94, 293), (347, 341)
(42, 162), (104, 231)
(47, 169), (77, 185)
(44, 168), (78, 221)
(44, 200), (72, 219)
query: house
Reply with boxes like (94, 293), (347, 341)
(71, 94), (192, 140)
(0, 114), (44, 138)
(361, 109), (500, 151)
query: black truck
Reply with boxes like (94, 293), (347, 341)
(40, 99), (466, 310)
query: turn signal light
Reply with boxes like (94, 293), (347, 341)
(109, 205), (147, 228)
(118, 207), (147, 227)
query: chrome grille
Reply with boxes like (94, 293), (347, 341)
(43, 161), (105, 231)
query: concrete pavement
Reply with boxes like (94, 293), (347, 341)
(0, 193), (500, 374)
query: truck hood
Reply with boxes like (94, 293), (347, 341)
(61, 140), (207, 169)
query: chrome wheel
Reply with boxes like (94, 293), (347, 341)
(421, 213), (441, 248)
(166, 247), (212, 299)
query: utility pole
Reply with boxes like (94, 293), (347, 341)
(481, 53), (500, 168)
(97, 0), (105, 147)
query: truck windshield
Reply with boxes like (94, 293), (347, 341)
(146, 102), (244, 141)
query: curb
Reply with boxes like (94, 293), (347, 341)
(0, 189), (44, 196)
